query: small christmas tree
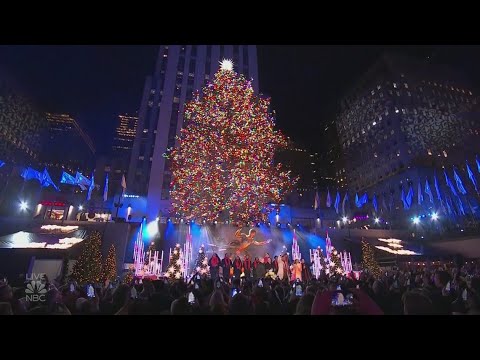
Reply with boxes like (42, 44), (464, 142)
(123, 269), (134, 285)
(72, 231), (103, 284)
(361, 240), (382, 278)
(317, 247), (327, 275)
(166, 243), (183, 281)
(194, 245), (209, 276)
(328, 247), (344, 276)
(145, 241), (156, 265)
(103, 244), (117, 282)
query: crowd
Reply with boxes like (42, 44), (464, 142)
(0, 259), (479, 315)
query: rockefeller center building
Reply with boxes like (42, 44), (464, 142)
(127, 45), (259, 219)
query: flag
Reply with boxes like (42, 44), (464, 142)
(453, 167), (467, 195)
(313, 191), (320, 210)
(60, 171), (76, 185)
(401, 187), (407, 209)
(121, 174), (127, 200)
(342, 192), (349, 215)
(372, 193), (378, 213)
(467, 161), (478, 193)
(334, 191), (340, 214)
(41, 168), (59, 191)
(456, 197), (466, 216)
(389, 191), (395, 211)
(360, 192), (368, 206)
(103, 174), (109, 202)
(434, 172), (442, 201)
(355, 193), (361, 208)
(0, 160), (4, 168)
(382, 192), (388, 211)
(477, 155), (480, 173)
(425, 178), (434, 204)
(445, 196), (454, 215)
(326, 189), (332, 208)
(406, 185), (414, 209)
(20, 167), (42, 183)
(76, 172), (91, 191)
(444, 169), (458, 198)
(418, 181), (424, 205)
(87, 172), (95, 200)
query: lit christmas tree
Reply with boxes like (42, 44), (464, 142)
(317, 247), (327, 275)
(72, 231), (103, 284)
(123, 269), (134, 285)
(361, 240), (382, 278)
(328, 247), (344, 276)
(103, 244), (117, 282)
(194, 245), (209, 275)
(165, 243), (183, 281)
(169, 59), (296, 223)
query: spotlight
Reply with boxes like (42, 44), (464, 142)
(19, 201), (28, 211)
(78, 205), (83, 211)
(412, 216), (420, 225)
(256, 222), (261, 227)
(167, 217), (171, 222)
(431, 212), (438, 221)
(286, 222), (290, 227)
(267, 222), (271, 227)
(342, 216), (348, 223)
(214, 220), (218, 225)
(225, 220), (229, 224)
(296, 223), (300, 227)
(374, 217), (380, 224)
(180, 218), (184, 223)
(316, 217), (320, 221)
(203, 219), (206, 224)
(276, 222), (281, 227)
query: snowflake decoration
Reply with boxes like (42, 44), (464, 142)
(200, 269), (206, 274)
(220, 58), (234, 71)
(168, 266), (174, 273)
(175, 272), (182, 279)
(336, 268), (343, 274)
(329, 261), (335, 267)
(176, 259), (182, 265)
(173, 250), (178, 255)
(196, 266), (201, 271)
(333, 250), (338, 255)
(202, 259), (208, 265)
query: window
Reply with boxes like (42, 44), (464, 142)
(404, 83), (408, 89)
(150, 89), (156, 95)
(173, 97), (180, 103)
(393, 83), (397, 88)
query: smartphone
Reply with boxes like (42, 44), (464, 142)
(336, 285), (342, 291)
(216, 281), (222, 289)
(109, 283), (114, 289)
(231, 288), (239, 297)
(196, 274), (200, 280)
(87, 284), (95, 298)
(462, 289), (468, 301)
(194, 283), (199, 290)
(258, 279), (263, 288)
(445, 281), (451, 292)
(188, 292), (195, 304)
(295, 285), (303, 297)
(356, 284), (360, 289)
(69, 283), (75, 293)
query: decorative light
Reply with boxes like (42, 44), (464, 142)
(219, 58), (234, 71)
(41, 225), (79, 233)
(156, 216), (160, 221)
(374, 217), (380, 224)
(431, 212), (439, 221)
(342, 216), (348, 223)
(19, 201), (28, 211)
(78, 205), (83, 211)
(412, 216), (420, 225)
(375, 246), (420, 255)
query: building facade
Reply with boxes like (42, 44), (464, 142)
(336, 54), (479, 226)
(42, 113), (95, 175)
(128, 45), (259, 219)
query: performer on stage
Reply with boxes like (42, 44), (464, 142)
(243, 255), (252, 279)
(232, 255), (243, 279)
(253, 257), (261, 280)
(273, 256), (279, 274)
(301, 258), (312, 283)
(208, 253), (221, 280)
(291, 259), (302, 282)
(256, 258), (266, 279)
(265, 256), (273, 273)
(221, 253), (232, 283)
(277, 254), (285, 280)
(282, 254), (290, 281)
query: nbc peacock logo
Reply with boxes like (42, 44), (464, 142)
(25, 280), (47, 302)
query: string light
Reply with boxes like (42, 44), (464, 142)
(361, 240), (382, 278)
(72, 231), (103, 284)
(103, 244), (117, 281)
(169, 65), (296, 223)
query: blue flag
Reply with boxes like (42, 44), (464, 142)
(445, 196), (454, 215)
(334, 191), (340, 214)
(467, 161), (478, 193)
(425, 178), (434, 204)
(103, 174), (109, 202)
(87, 172), (95, 200)
(456, 197), (466, 216)
(444, 170), (458, 198)
(342, 192), (349, 215)
(418, 182), (424, 205)
(453, 167), (467, 195)
(401, 187), (407, 209)
(406, 185), (414, 209)
(360, 192), (368, 206)
(75, 172), (91, 191)
(355, 193), (361, 208)
(477, 155), (480, 173)
(326, 189), (332, 208)
(372, 193), (378, 213)
(20, 167), (42, 183)
(0, 160), (4, 168)
(434, 172), (442, 201)
(60, 171), (77, 185)
(41, 168), (59, 191)
(382, 192), (387, 211)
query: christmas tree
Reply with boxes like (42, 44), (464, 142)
(194, 245), (209, 275)
(361, 240), (382, 278)
(317, 247), (327, 275)
(166, 243), (183, 281)
(103, 244), (117, 282)
(72, 231), (103, 284)
(169, 59), (296, 223)
(123, 269), (134, 285)
(328, 247), (344, 276)
(145, 241), (156, 265)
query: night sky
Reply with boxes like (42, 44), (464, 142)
(1, 45), (479, 155)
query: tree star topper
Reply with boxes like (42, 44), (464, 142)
(220, 58), (234, 71)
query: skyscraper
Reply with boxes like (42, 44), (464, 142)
(43, 113), (95, 174)
(128, 45), (259, 219)
(112, 113), (138, 170)
(336, 54), (478, 213)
